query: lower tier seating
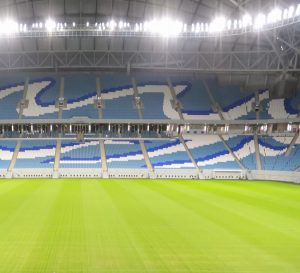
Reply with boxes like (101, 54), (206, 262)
(0, 141), (17, 169)
(15, 140), (56, 169)
(184, 135), (240, 169)
(145, 139), (194, 169)
(59, 140), (101, 169)
(1, 135), (300, 172)
(259, 136), (300, 171)
(105, 140), (146, 169)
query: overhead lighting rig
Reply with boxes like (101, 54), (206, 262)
(0, 3), (299, 38)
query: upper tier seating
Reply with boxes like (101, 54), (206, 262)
(105, 140), (146, 169)
(15, 140), (56, 169)
(0, 74), (299, 120)
(62, 75), (98, 119)
(0, 76), (29, 119)
(22, 76), (60, 119)
(59, 140), (101, 169)
(0, 140), (16, 169)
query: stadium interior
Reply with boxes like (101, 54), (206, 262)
(0, 0), (299, 183)
(1, 72), (300, 182)
(0, 0), (300, 272)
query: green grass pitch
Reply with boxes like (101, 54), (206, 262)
(0, 179), (299, 273)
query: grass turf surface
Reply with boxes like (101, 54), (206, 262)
(0, 179), (299, 273)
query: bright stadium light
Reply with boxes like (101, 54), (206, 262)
(254, 13), (266, 30)
(144, 18), (183, 37)
(283, 8), (289, 20)
(109, 20), (117, 31)
(191, 23), (195, 32)
(118, 20), (124, 29)
(209, 16), (226, 32)
(288, 5), (295, 18)
(158, 18), (181, 37)
(267, 8), (282, 23)
(242, 14), (252, 27)
(238, 19), (243, 29)
(296, 4), (300, 16)
(200, 23), (204, 32)
(45, 18), (56, 32)
(227, 20), (232, 30)
(0, 19), (19, 34)
(233, 19), (238, 29)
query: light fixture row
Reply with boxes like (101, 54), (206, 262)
(0, 4), (299, 37)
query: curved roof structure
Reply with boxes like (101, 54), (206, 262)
(0, 0), (298, 77)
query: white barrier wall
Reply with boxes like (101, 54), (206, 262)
(154, 169), (199, 180)
(12, 168), (53, 178)
(59, 168), (102, 178)
(108, 169), (149, 179)
(248, 170), (300, 184)
(0, 168), (299, 184)
(0, 169), (6, 178)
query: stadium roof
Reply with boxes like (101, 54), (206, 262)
(0, 0), (299, 76)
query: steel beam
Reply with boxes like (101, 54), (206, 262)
(0, 49), (298, 73)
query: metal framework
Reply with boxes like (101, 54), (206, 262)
(0, 21), (298, 74)
(0, 47), (298, 73)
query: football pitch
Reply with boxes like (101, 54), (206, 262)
(0, 179), (299, 273)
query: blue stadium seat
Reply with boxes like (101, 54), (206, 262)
(0, 140), (17, 169)
(105, 140), (146, 169)
(15, 140), (56, 169)
(59, 140), (101, 169)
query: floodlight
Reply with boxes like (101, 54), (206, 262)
(233, 19), (238, 29)
(86, 21), (89, 27)
(158, 18), (183, 37)
(72, 22), (76, 27)
(0, 19), (19, 34)
(254, 14), (266, 29)
(45, 18), (56, 32)
(283, 8), (288, 20)
(288, 6), (295, 18)
(195, 22), (200, 33)
(227, 20), (232, 30)
(205, 23), (209, 32)
(296, 4), (300, 16)
(267, 8), (282, 23)
(109, 20), (116, 30)
(242, 14), (252, 27)
(238, 19), (242, 29)
(209, 16), (226, 32)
